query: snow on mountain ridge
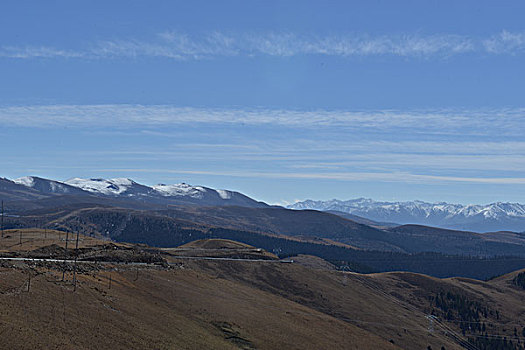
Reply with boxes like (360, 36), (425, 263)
(65, 178), (137, 195)
(14, 176), (35, 187)
(215, 189), (232, 200)
(6, 176), (268, 209)
(153, 183), (207, 199)
(288, 198), (525, 227)
(14, 176), (75, 194)
(15, 176), (239, 201)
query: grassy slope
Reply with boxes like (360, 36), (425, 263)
(0, 266), (398, 350)
(1, 230), (523, 349)
(0, 229), (110, 252)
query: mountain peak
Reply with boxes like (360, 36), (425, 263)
(14, 176), (84, 195)
(153, 183), (207, 198)
(14, 176), (36, 187)
(64, 177), (142, 196)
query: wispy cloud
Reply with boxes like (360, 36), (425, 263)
(289, 154), (525, 172)
(483, 30), (525, 54)
(0, 104), (524, 139)
(93, 167), (525, 185)
(91, 32), (239, 60)
(0, 46), (86, 59)
(2, 31), (525, 60)
(244, 32), (474, 57)
(2, 103), (523, 193)
(0, 105), (525, 141)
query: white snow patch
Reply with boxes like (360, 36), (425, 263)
(153, 183), (207, 199)
(49, 182), (70, 193)
(65, 178), (135, 195)
(216, 189), (232, 200)
(14, 176), (35, 187)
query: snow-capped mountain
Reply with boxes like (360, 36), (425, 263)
(153, 183), (208, 199)
(64, 178), (153, 196)
(8, 176), (267, 209)
(64, 177), (238, 202)
(288, 198), (525, 233)
(14, 176), (88, 195)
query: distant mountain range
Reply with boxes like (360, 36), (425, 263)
(2, 175), (525, 268)
(288, 198), (525, 233)
(2, 175), (525, 235)
(1, 176), (268, 209)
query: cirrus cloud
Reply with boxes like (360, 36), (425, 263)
(2, 30), (525, 60)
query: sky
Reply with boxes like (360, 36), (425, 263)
(1, 0), (525, 205)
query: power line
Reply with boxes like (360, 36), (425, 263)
(345, 272), (480, 350)
(73, 231), (80, 291)
(446, 319), (523, 327)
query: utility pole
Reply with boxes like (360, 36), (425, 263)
(42, 217), (45, 245)
(62, 231), (69, 282)
(1, 200), (4, 238)
(72, 231), (80, 291)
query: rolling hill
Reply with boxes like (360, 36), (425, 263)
(0, 230), (524, 349)
(3, 206), (525, 279)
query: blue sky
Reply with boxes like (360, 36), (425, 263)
(1, 1), (525, 205)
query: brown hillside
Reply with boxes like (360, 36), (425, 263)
(0, 233), (523, 349)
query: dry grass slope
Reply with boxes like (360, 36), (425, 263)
(0, 230), (523, 349)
